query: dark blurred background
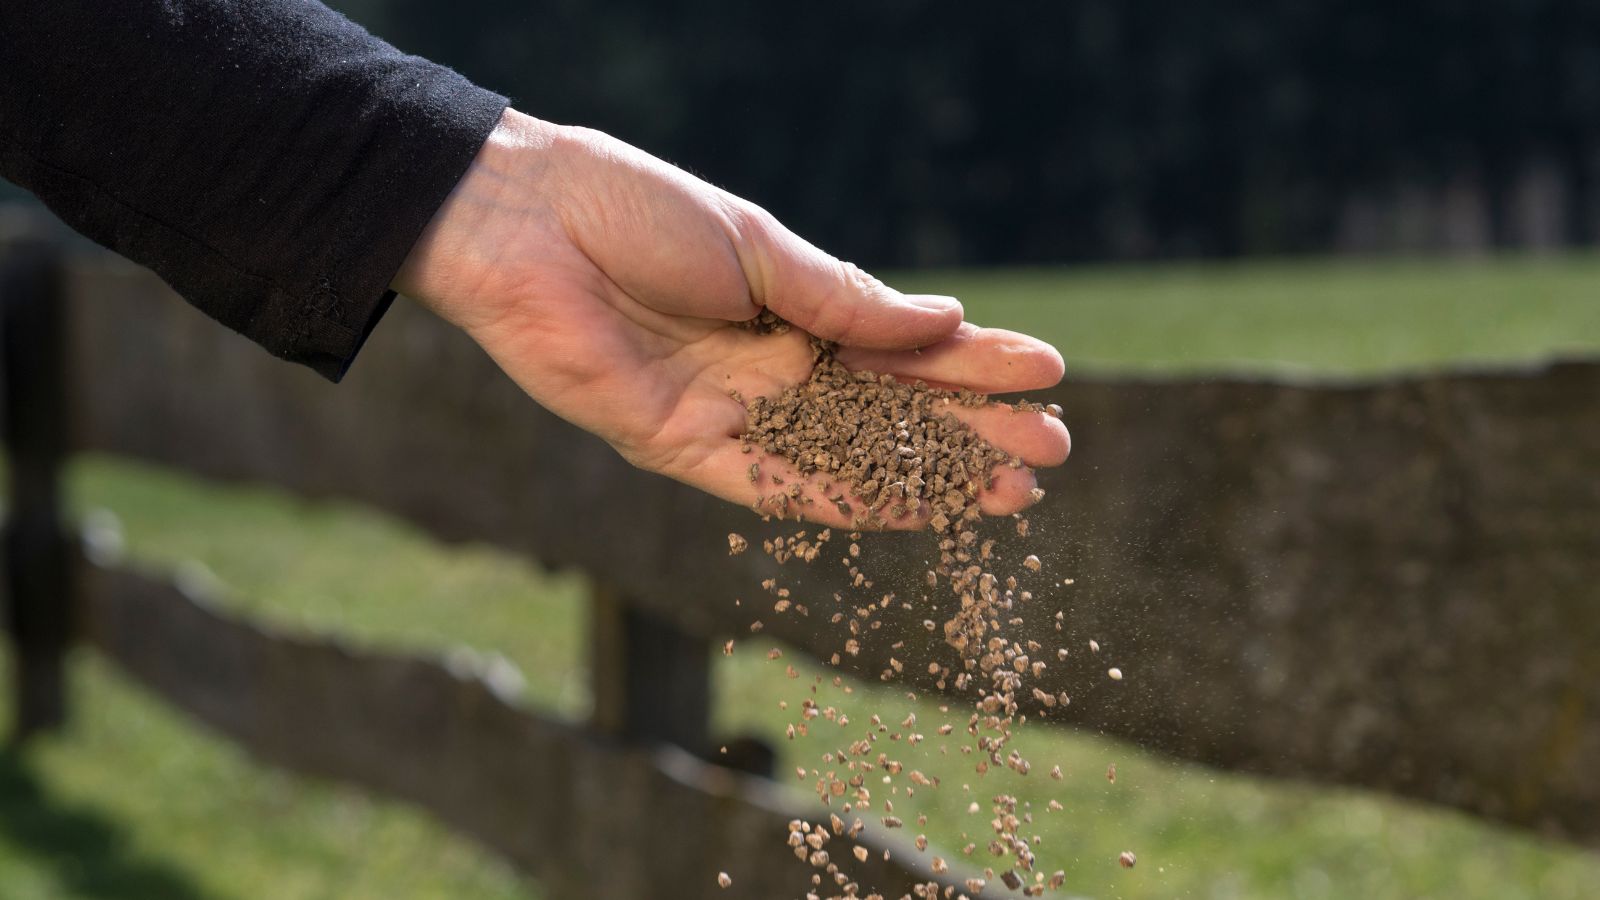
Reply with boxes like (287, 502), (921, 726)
(329, 0), (1600, 266)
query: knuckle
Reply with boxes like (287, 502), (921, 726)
(815, 278), (864, 340)
(842, 260), (887, 297)
(725, 198), (780, 244)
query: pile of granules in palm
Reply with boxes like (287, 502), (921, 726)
(741, 332), (1047, 655)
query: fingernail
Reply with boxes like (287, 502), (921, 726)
(905, 293), (962, 313)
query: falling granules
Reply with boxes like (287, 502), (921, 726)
(730, 323), (1107, 898)
(742, 334), (1043, 656)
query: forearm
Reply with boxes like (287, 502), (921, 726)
(0, 0), (506, 379)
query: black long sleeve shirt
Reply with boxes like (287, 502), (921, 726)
(0, 0), (509, 380)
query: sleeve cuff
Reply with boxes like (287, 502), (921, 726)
(295, 76), (509, 382)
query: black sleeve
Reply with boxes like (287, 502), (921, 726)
(0, 1), (509, 380)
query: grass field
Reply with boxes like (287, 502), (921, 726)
(899, 254), (1600, 376)
(3, 255), (1599, 899)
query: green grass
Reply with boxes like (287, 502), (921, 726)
(0, 462), (567, 900)
(896, 255), (1600, 376)
(718, 644), (1600, 899)
(0, 653), (536, 900)
(3, 255), (1598, 898)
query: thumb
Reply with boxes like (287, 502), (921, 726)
(738, 207), (964, 350)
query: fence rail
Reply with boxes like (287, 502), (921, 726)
(3, 212), (1598, 896)
(81, 560), (964, 899)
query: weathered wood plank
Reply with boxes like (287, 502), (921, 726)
(64, 254), (1600, 844)
(82, 561), (967, 899)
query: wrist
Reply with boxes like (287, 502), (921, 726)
(391, 108), (564, 330)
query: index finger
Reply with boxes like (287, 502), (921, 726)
(833, 322), (1065, 395)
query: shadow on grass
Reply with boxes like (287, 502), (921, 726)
(0, 748), (210, 899)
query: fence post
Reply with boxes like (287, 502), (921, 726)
(1, 231), (74, 742)
(590, 582), (710, 754)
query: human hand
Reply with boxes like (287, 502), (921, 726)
(393, 109), (1069, 529)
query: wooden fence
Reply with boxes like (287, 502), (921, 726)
(3, 210), (1598, 897)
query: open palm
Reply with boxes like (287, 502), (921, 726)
(395, 110), (1070, 528)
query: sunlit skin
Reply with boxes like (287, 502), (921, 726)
(394, 109), (1070, 529)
